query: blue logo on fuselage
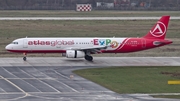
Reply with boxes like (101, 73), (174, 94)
(99, 39), (105, 45)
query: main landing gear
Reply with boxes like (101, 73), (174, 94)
(23, 52), (27, 61)
(85, 55), (93, 61)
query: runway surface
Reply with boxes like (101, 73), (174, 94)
(0, 17), (179, 20)
(0, 57), (180, 101)
(1, 57), (180, 67)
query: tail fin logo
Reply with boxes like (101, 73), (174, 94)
(150, 21), (166, 37)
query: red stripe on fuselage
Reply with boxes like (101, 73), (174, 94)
(103, 38), (144, 53)
(115, 38), (130, 51)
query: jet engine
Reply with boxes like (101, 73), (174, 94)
(66, 50), (85, 58)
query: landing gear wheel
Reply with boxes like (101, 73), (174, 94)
(85, 55), (93, 61)
(23, 52), (27, 61)
(23, 57), (26, 61)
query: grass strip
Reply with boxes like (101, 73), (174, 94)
(73, 66), (180, 94)
(153, 95), (180, 99)
(0, 10), (180, 17)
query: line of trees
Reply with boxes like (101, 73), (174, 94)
(0, 0), (179, 10)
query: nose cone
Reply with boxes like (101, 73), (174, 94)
(5, 44), (11, 50)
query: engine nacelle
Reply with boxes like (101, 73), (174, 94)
(66, 50), (85, 58)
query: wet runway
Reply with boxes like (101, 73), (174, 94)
(0, 57), (180, 101)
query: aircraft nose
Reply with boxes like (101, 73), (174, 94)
(5, 45), (11, 50)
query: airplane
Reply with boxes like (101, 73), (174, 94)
(5, 16), (172, 61)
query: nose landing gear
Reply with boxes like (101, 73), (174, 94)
(23, 57), (26, 61)
(23, 52), (27, 61)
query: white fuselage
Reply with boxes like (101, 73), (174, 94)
(6, 37), (127, 53)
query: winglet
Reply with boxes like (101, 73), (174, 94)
(143, 16), (170, 39)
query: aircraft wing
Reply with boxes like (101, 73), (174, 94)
(66, 45), (111, 53)
(80, 46), (107, 53)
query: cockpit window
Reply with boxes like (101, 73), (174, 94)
(11, 42), (18, 44)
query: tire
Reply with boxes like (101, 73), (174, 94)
(23, 57), (26, 61)
(85, 55), (93, 61)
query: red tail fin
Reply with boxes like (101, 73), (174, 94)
(143, 16), (170, 39)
